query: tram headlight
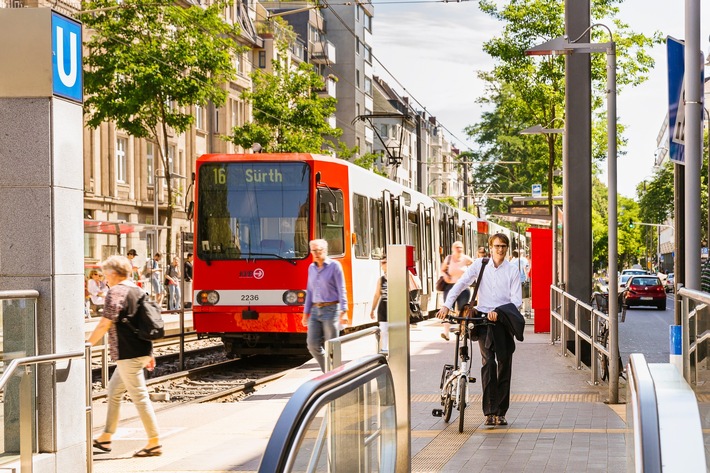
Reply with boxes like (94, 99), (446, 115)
(283, 290), (306, 305)
(197, 290), (220, 306)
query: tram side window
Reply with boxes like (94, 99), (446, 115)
(406, 210), (420, 265)
(317, 188), (345, 256)
(352, 194), (370, 258)
(370, 198), (384, 259)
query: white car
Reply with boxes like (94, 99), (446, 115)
(621, 269), (648, 276)
(618, 274), (634, 292)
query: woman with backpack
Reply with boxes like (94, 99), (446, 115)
(86, 255), (162, 458)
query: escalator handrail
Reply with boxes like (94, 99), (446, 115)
(258, 353), (391, 473)
(627, 353), (662, 473)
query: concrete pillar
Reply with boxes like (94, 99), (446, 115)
(0, 8), (86, 472)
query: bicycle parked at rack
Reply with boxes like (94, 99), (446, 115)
(591, 291), (625, 382)
(432, 310), (491, 433)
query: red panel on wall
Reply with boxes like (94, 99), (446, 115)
(528, 228), (552, 333)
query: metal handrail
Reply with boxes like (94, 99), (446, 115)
(0, 290), (40, 300)
(550, 285), (615, 401)
(676, 286), (710, 385)
(259, 354), (393, 473)
(0, 345), (93, 473)
(326, 326), (381, 371)
(626, 354), (662, 473)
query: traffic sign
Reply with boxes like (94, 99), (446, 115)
(667, 36), (685, 164)
(531, 184), (542, 197)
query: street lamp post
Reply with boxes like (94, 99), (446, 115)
(153, 172), (187, 258)
(526, 24), (619, 402)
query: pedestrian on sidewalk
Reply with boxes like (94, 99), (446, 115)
(370, 259), (390, 350)
(165, 256), (181, 311)
(439, 241), (474, 341)
(184, 253), (193, 308)
(87, 255), (162, 457)
(436, 233), (523, 427)
(302, 239), (348, 372)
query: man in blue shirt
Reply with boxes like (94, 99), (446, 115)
(302, 239), (348, 372)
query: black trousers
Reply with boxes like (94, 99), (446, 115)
(478, 328), (513, 416)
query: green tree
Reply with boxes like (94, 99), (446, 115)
(465, 0), (661, 224)
(228, 20), (340, 153)
(80, 0), (241, 257)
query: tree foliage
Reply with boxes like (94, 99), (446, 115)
(80, 0), (241, 256)
(228, 23), (340, 153)
(466, 0), (661, 225)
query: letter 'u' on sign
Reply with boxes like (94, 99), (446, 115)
(51, 12), (83, 103)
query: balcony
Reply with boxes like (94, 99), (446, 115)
(310, 40), (336, 64)
(317, 75), (337, 99)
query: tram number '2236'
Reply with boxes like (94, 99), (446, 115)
(241, 294), (259, 302)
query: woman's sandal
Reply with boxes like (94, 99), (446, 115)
(92, 440), (112, 452)
(134, 445), (162, 457)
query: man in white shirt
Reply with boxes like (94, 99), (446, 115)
(436, 233), (522, 427)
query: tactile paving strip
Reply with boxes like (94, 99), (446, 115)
(411, 410), (485, 472)
(412, 392), (602, 403)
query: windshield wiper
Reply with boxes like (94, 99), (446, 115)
(243, 252), (297, 266)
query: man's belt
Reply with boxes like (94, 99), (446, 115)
(313, 301), (338, 308)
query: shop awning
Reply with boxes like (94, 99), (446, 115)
(84, 219), (169, 235)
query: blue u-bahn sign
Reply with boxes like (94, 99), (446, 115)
(51, 12), (82, 103)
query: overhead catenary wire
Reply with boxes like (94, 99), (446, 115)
(317, 0), (476, 152)
(81, 0), (473, 152)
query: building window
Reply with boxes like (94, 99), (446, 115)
(165, 144), (176, 187)
(356, 70), (360, 88)
(258, 50), (266, 68)
(231, 99), (237, 129)
(355, 39), (360, 55)
(146, 142), (155, 185)
(116, 137), (127, 183)
(195, 105), (204, 130)
(364, 77), (372, 95)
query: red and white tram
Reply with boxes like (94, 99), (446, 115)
(191, 153), (526, 356)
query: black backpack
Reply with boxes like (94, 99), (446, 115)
(120, 288), (165, 341)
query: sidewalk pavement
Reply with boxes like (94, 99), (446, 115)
(90, 317), (627, 472)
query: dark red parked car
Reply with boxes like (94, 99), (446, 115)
(622, 276), (666, 310)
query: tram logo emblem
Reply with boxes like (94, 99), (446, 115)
(239, 268), (265, 279)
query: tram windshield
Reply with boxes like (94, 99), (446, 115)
(197, 162), (310, 260)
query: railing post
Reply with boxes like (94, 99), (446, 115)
(560, 293), (567, 357)
(590, 309), (598, 384)
(85, 343), (94, 473)
(101, 334), (109, 388)
(574, 301), (581, 369)
(20, 365), (33, 473)
(681, 296), (691, 382)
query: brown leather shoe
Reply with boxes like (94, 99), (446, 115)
(496, 416), (508, 426)
(440, 332), (449, 341)
(484, 415), (496, 426)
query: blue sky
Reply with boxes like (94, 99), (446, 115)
(371, 0), (710, 198)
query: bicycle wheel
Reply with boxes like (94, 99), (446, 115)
(443, 378), (454, 423)
(457, 376), (467, 433)
(598, 328), (610, 382)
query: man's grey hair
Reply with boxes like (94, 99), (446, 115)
(309, 239), (328, 252)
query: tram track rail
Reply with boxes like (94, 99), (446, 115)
(91, 355), (307, 404)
